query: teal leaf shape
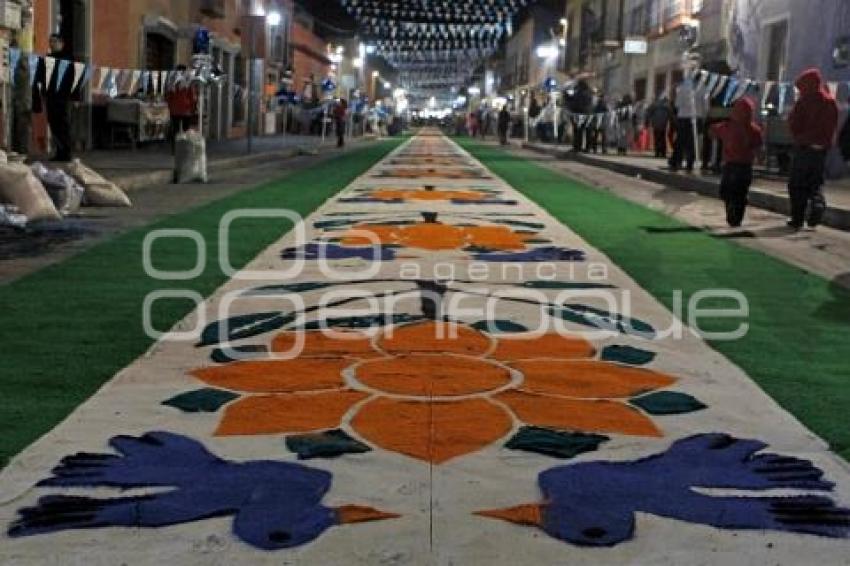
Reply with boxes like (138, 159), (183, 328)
(630, 391), (707, 415)
(505, 426), (609, 459)
(197, 312), (294, 347)
(549, 304), (656, 339)
(162, 388), (239, 413)
(286, 429), (371, 460)
(471, 320), (529, 334)
(601, 345), (657, 366)
(210, 345), (268, 364)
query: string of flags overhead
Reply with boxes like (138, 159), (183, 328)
(686, 68), (850, 114)
(338, 0), (532, 99)
(6, 48), (214, 97)
(538, 68), (850, 127)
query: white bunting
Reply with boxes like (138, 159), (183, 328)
(71, 62), (86, 91)
(44, 56), (56, 88)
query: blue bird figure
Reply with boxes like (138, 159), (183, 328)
(8, 431), (398, 550)
(478, 433), (850, 546)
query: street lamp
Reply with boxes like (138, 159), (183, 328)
(246, 10), (282, 153)
(536, 45), (558, 59)
(266, 11), (282, 27)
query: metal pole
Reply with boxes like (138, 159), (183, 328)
(321, 104), (327, 145)
(247, 20), (254, 154)
(524, 107), (529, 144)
(552, 92), (558, 145)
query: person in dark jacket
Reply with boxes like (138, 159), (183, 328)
(333, 98), (348, 147)
(839, 95), (850, 162)
(710, 97), (764, 227)
(786, 68), (840, 230)
(528, 96), (541, 140)
(46, 34), (74, 162)
(569, 80), (593, 152)
(588, 94), (609, 154)
(646, 94), (672, 158)
(498, 105), (511, 145)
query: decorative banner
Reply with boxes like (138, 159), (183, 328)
(71, 62), (87, 91)
(722, 77), (739, 107)
(777, 83), (789, 115)
(96, 66), (111, 91)
(44, 56), (56, 89)
(703, 73), (719, 101)
(761, 81), (775, 109)
(56, 59), (70, 90)
(9, 48), (21, 85)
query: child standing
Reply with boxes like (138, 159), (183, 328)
(710, 97), (763, 227)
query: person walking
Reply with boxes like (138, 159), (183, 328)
(588, 94), (609, 154)
(165, 65), (198, 153)
(528, 96), (540, 141)
(786, 68), (840, 230)
(333, 98), (348, 148)
(569, 81), (593, 152)
(670, 77), (697, 172)
(647, 94), (672, 158)
(615, 94), (637, 155)
(498, 104), (511, 145)
(710, 97), (764, 227)
(45, 34), (74, 162)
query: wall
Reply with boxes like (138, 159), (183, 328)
(290, 16), (329, 94)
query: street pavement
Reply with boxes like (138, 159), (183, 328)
(80, 133), (361, 191)
(0, 136), (376, 286)
(500, 141), (850, 288)
(521, 141), (850, 231)
(1, 131), (849, 564)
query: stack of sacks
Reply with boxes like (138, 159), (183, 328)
(0, 155), (61, 223)
(62, 159), (132, 207)
(31, 163), (85, 216)
(174, 130), (208, 183)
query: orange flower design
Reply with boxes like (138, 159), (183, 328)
(190, 322), (678, 464)
(376, 168), (487, 179)
(366, 188), (487, 202)
(339, 222), (534, 251)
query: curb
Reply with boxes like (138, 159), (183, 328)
(104, 139), (368, 193)
(520, 142), (850, 232)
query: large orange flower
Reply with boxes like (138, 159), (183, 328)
(339, 222), (534, 251)
(190, 322), (677, 464)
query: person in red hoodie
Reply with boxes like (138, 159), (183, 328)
(165, 65), (198, 153)
(786, 68), (839, 230)
(710, 97), (764, 227)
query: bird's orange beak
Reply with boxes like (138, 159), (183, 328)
(335, 505), (401, 525)
(475, 503), (546, 527)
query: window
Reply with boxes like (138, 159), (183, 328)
(634, 77), (647, 101)
(654, 71), (667, 98)
(646, 0), (660, 31)
(145, 32), (175, 70)
(764, 20), (789, 81)
(662, 0), (683, 23)
(629, 4), (646, 36)
(233, 54), (245, 123)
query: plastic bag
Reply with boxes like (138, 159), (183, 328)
(174, 130), (208, 183)
(31, 162), (85, 215)
(0, 204), (27, 228)
(63, 159), (131, 207)
(0, 163), (61, 222)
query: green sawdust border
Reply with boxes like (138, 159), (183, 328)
(459, 139), (850, 462)
(0, 139), (404, 468)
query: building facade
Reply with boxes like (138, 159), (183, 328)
(556, 0), (850, 105)
(0, 0), (335, 154)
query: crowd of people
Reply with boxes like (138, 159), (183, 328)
(462, 68), (850, 231)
